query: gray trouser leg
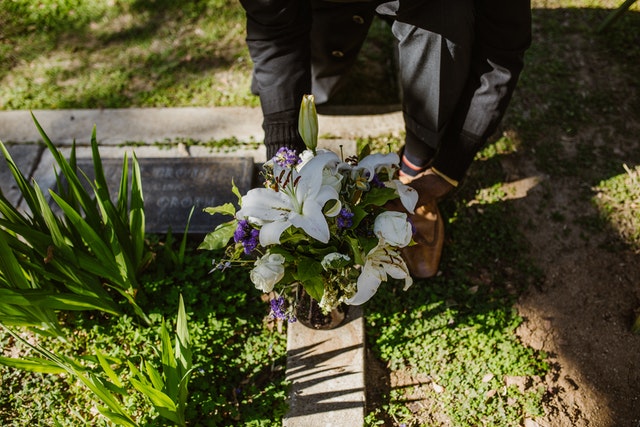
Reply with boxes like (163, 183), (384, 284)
(380, 0), (476, 161)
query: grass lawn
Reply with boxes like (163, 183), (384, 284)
(1, 0), (639, 426)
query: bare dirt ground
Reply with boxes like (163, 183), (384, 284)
(506, 143), (640, 427)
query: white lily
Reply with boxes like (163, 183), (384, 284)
(237, 151), (342, 245)
(345, 243), (413, 306)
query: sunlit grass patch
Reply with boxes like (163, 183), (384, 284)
(593, 164), (640, 251)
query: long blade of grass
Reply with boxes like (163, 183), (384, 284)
(129, 377), (179, 416)
(160, 320), (179, 401)
(96, 349), (124, 388)
(32, 180), (77, 261)
(129, 153), (145, 269)
(175, 295), (191, 378)
(0, 229), (33, 290)
(144, 360), (165, 391)
(177, 207), (195, 267)
(0, 356), (67, 374)
(117, 153), (130, 221)
(0, 288), (120, 315)
(49, 192), (119, 276)
(30, 113), (102, 225)
(0, 141), (46, 225)
(4, 327), (138, 426)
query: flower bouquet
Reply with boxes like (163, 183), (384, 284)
(200, 95), (418, 326)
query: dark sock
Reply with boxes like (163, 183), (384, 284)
(263, 109), (306, 160)
(401, 129), (435, 177)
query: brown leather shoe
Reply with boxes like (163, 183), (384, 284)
(398, 168), (453, 278)
(401, 200), (445, 278)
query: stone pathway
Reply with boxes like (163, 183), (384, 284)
(0, 106), (404, 426)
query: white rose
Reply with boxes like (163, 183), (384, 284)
(373, 211), (413, 248)
(250, 252), (286, 292)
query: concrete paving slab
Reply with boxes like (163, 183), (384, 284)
(0, 108), (264, 145)
(0, 107), (404, 147)
(284, 306), (365, 427)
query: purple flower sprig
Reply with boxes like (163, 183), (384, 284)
(270, 296), (296, 323)
(234, 219), (260, 254)
(336, 208), (355, 230)
(273, 147), (300, 168)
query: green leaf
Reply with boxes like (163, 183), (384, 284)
(231, 179), (242, 206)
(96, 350), (124, 388)
(49, 192), (115, 267)
(129, 153), (146, 269)
(198, 220), (236, 250)
(0, 356), (67, 374)
(144, 360), (164, 391)
(301, 276), (324, 302)
(0, 288), (120, 315)
(360, 186), (398, 207)
(296, 257), (322, 282)
(345, 235), (365, 266)
(358, 143), (371, 159)
(351, 205), (368, 229)
(96, 409), (139, 427)
(129, 378), (179, 422)
(296, 258), (324, 301)
(175, 295), (192, 378)
(160, 320), (179, 401)
(203, 203), (236, 217)
(0, 230), (32, 290)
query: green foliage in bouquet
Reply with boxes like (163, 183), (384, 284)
(0, 114), (153, 334)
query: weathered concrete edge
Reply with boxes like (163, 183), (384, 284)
(284, 306), (366, 427)
(0, 107), (404, 146)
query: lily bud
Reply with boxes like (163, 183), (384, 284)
(298, 94), (318, 154)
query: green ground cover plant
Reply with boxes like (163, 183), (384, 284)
(1, 0), (639, 425)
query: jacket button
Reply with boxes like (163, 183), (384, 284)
(352, 15), (365, 24)
(331, 50), (344, 58)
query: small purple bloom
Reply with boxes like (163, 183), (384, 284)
(407, 216), (417, 236)
(371, 173), (385, 188)
(270, 296), (297, 322)
(273, 147), (299, 168)
(234, 219), (260, 254)
(336, 208), (355, 229)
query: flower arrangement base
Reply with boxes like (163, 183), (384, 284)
(295, 286), (348, 330)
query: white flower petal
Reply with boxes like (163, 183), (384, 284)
(258, 221), (291, 246)
(237, 188), (291, 221)
(386, 180), (419, 214)
(357, 153), (399, 180)
(345, 266), (383, 305)
(291, 202), (330, 243)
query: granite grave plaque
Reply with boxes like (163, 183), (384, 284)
(74, 157), (254, 234)
(0, 144), (44, 207)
